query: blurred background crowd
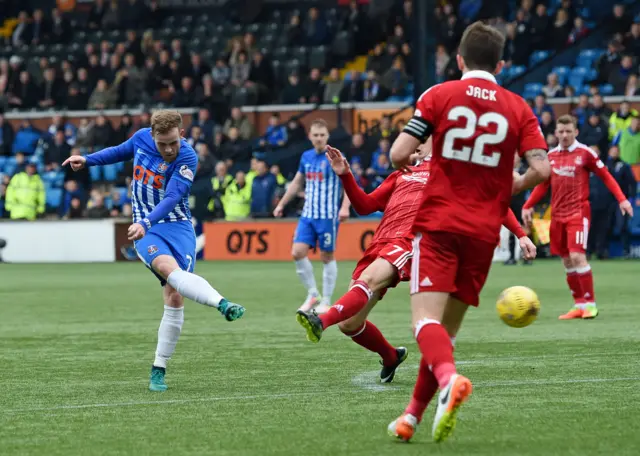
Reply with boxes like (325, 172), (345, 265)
(0, 0), (639, 258)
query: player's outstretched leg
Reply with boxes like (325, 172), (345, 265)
(388, 357), (439, 441)
(339, 303), (408, 383)
(150, 287), (184, 392)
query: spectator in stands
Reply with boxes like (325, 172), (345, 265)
(0, 75), (8, 113)
(192, 108), (217, 146)
(529, 4), (550, 51)
(63, 197), (85, 219)
(578, 111), (609, 159)
(323, 68), (344, 104)
(87, 0), (106, 29)
(596, 40), (621, 84)
(195, 142), (215, 181)
(250, 159), (277, 218)
(223, 107), (255, 141)
(287, 14), (303, 45)
(222, 171), (251, 221)
(625, 23), (640, 57)
(372, 115), (398, 144)
(609, 101), (639, 140)
(610, 55), (636, 94)
(286, 119), (306, 143)
(610, 4), (632, 36)
(219, 127), (250, 168)
(367, 44), (386, 76)
(270, 164), (286, 188)
(572, 93), (590, 127)
(5, 162), (45, 220)
(607, 145), (637, 257)
(512, 10), (531, 65)
(381, 56), (409, 97)
(208, 161), (232, 219)
(340, 70), (364, 102)
(115, 115), (133, 144)
(304, 7), (328, 46)
(44, 131), (71, 172)
(346, 133), (369, 168)
(435, 45), (450, 82)
(542, 73), (564, 98)
(551, 8), (572, 50)
(564, 85), (576, 98)
(88, 80), (116, 110)
(568, 16), (589, 45)
(172, 77), (197, 107)
(247, 51), (273, 104)
(613, 115), (640, 165)
(362, 71), (387, 102)
(212, 57), (231, 88)
(281, 73), (306, 104)
(9, 71), (39, 110)
(93, 115), (114, 148)
(591, 94), (613, 118)
(38, 67), (63, 109)
(0, 114), (14, 157)
(540, 111), (555, 138)
(61, 180), (85, 217)
(440, 12), (463, 53)
(50, 8), (71, 43)
(86, 190), (110, 218)
(261, 113), (287, 149)
(48, 115), (76, 146)
(231, 51), (251, 88)
(303, 68), (325, 104)
(533, 94), (554, 122)
(30, 9), (48, 45)
(12, 120), (40, 156)
(624, 74), (639, 97)
(11, 11), (30, 47)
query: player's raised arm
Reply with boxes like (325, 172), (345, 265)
(326, 146), (396, 215)
(390, 88), (435, 169)
(274, 171), (304, 217)
(64, 134), (136, 170)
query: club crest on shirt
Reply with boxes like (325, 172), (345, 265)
(575, 156), (582, 165)
(157, 163), (168, 173)
(179, 165), (194, 182)
(148, 245), (159, 255)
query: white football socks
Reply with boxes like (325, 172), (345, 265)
(295, 258), (319, 296)
(153, 305), (184, 369)
(322, 260), (338, 304)
(167, 269), (224, 308)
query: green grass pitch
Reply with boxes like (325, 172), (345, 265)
(1, 260), (639, 455)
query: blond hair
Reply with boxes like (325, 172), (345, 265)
(309, 118), (329, 130)
(556, 114), (577, 128)
(151, 110), (182, 135)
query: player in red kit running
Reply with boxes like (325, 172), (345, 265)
(522, 115), (633, 320)
(296, 142), (537, 384)
(386, 22), (551, 443)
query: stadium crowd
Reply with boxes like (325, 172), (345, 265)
(0, 0), (639, 257)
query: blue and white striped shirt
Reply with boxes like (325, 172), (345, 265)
(85, 128), (197, 226)
(298, 148), (342, 220)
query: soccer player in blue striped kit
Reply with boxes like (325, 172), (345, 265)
(274, 119), (350, 312)
(63, 110), (245, 392)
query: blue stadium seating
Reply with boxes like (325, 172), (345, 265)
(523, 82), (544, 99)
(529, 50), (552, 67)
(103, 164), (119, 182)
(90, 166), (102, 182)
(3, 157), (17, 176)
(576, 49), (603, 69)
(568, 67), (589, 89)
(46, 188), (63, 209)
(509, 65), (526, 80)
(599, 83), (614, 95)
(0, 156), (6, 173)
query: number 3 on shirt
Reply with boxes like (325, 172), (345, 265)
(442, 106), (508, 168)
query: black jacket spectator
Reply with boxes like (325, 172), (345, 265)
(0, 116), (14, 157)
(578, 113), (609, 159)
(280, 74), (305, 104)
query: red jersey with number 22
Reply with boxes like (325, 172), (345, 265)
(408, 71), (547, 244)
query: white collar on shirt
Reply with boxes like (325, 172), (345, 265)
(461, 70), (497, 84)
(563, 140), (579, 152)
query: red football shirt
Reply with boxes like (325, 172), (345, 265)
(523, 140), (626, 221)
(371, 160), (431, 241)
(405, 70), (548, 243)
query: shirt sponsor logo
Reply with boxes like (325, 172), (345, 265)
(133, 165), (165, 189)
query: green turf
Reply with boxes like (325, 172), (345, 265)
(1, 260), (639, 456)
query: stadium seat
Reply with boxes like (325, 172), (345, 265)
(331, 31), (353, 59)
(509, 65), (526, 80)
(524, 82), (543, 97)
(599, 83), (614, 95)
(0, 156), (6, 172)
(568, 67), (589, 88)
(3, 157), (17, 176)
(308, 46), (328, 70)
(46, 188), (63, 209)
(291, 47), (309, 66)
(90, 166), (102, 182)
(576, 49), (602, 69)
(103, 164), (119, 182)
(551, 66), (571, 85)
(529, 50), (551, 67)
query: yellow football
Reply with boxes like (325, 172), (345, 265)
(496, 286), (540, 328)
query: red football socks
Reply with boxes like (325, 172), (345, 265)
(404, 357), (439, 422)
(576, 266), (596, 304)
(566, 269), (585, 305)
(416, 321), (456, 389)
(319, 280), (372, 329)
(342, 321), (397, 366)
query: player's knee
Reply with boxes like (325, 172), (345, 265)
(163, 285), (183, 308)
(152, 255), (180, 279)
(358, 271), (385, 292)
(570, 252), (588, 268)
(291, 249), (305, 261)
(320, 251), (334, 264)
(561, 256), (574, 269)
(338, 317), (364, 334)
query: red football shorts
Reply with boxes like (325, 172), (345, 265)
(550, 216), (590, 257)
(351, 237), (413, 299)
(410, 231), (496, 307)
